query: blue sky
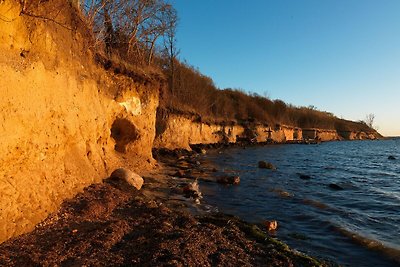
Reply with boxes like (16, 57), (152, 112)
(172, 0), (400, 136)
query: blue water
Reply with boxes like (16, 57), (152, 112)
(199, 139), (400, 266)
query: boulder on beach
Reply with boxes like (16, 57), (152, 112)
(217, 175), (240, 185)
(110, 168), (144, 190)
(388, 155), (396, 160)
(258, 161), (276, 170)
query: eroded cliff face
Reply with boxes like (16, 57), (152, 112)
(154, 112), (380, 150)
(154, 113), (244, 150)
(254, 125), (303, 143)
(154, 113), (305, 149)
(0, 1), (160, 242)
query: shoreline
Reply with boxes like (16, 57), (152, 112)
(191, 141), (400, 266)
(0, 148), (330, 266)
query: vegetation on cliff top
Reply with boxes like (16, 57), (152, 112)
(20, 0), (375, 133)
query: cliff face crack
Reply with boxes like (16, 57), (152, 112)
(111, 118), (139, 153)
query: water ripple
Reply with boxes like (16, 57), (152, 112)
(200, 139), (400, 267)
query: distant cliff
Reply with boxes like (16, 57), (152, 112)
(154, 109), (381, 150)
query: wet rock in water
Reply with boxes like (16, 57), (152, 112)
(264, 220), (278, 231)
(110, 168), (144, 190)
(276, 190), (293, 198)
(182, 180), (202, 199)
(388, 155), (396, 160)
(328, 183), (344, 190)
(298, 174), (311, 180)
(258, 161), (276, 170)
(217, 175), (240, 185)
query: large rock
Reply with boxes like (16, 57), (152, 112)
(110, 168), (144, 190)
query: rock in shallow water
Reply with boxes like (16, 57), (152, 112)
(182, 180), (202, 199)
(264, 220), (278, 231)
(298, 174), (312, 180)
(110, 168), (144, 190)
(388, 155), (396, 160)
(328, 183), (344, 190)
(217, 175), (240, 185)
(258, 161), (276, 170)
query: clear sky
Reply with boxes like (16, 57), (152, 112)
(172, 0), (400, 136)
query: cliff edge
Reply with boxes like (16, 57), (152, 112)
(0, 0), (162, 242)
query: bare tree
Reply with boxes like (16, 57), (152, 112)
(163, 4), (178, 93)
(81, 0), (177, 64)
(365, 113), (375, 129)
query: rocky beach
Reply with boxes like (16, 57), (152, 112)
(0, 148), (326, 266)
(0, 1), (392, 266)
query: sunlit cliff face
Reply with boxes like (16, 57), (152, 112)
(119, 97), (142, 116)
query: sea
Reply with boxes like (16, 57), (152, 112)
(199, 138), (400, 266)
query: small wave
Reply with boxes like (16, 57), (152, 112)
(323, 166), (336, 170)
(333, 225), (400, 264)
(368, 188), (400, 202)
(302, 198), (330, 210)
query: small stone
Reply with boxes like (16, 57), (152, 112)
(264, 220), (278, 231)
(217, 175), (240, 185)
(278, 191), (292, 198)
(329, 183), (344, 190)
(211, 168), (218, 172)
(298, 174), (311, 180)
(182, 181), (202, 199)
(72, 229), (78, 234)
(174, 170), (186, 178)
(258, 161), (276, 170)
(147, 200), (158, 209)
(110, 168), (144, 190)
(388, 155), (396, 160)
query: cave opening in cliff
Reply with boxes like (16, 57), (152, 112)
(111, 118), (139, 153)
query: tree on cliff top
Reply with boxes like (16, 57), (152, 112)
(81, 0), (177, 65)
(364, 113), (377, 130)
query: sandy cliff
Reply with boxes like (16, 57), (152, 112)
(0, 1), (161, 242)
(154, 111), (380, 149)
